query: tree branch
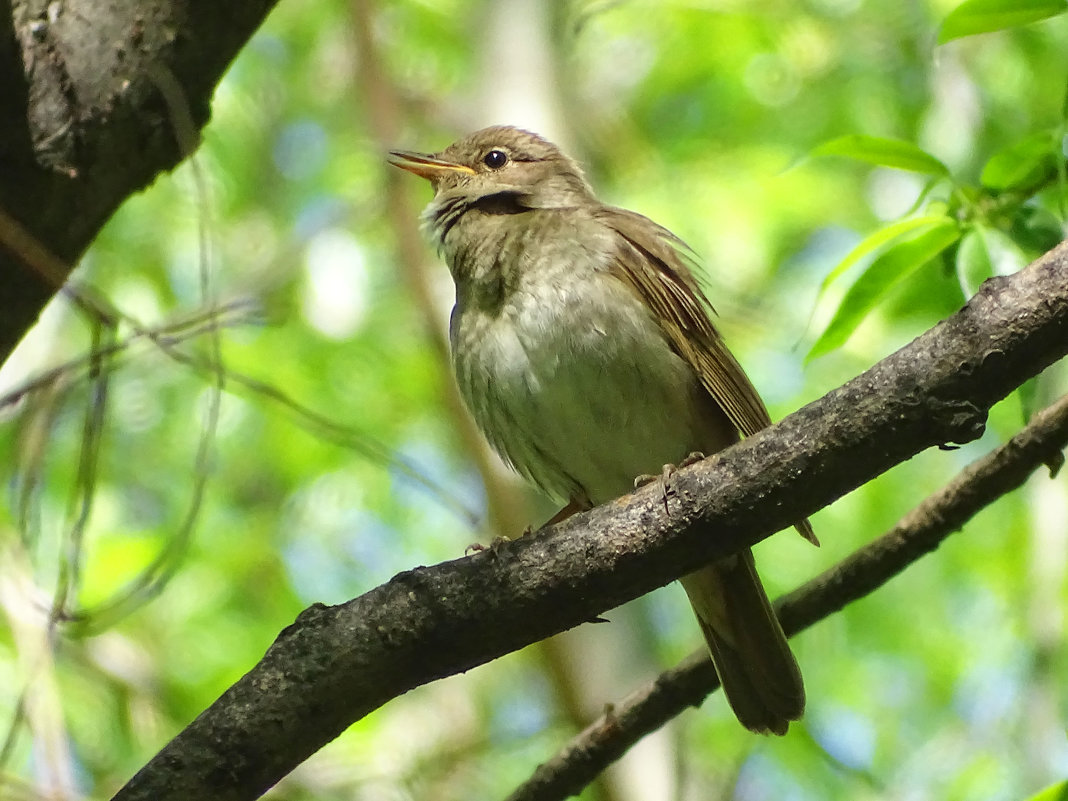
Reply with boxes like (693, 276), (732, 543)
(505, 390), (1068, 801)
(111, 243), (1068, 801)
(0, 0), (279, 363)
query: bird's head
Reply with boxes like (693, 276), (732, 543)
(389, 126), (594, 212)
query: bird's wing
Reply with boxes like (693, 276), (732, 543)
(598, 206), (772, 437)
(598, 206), (817, 544)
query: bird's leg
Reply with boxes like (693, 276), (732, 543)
(634, 452), (707, 514)
(464, 535), (513, 557)
(600, 702), (619, 732)
(634, 464), (677, 514)
(544, 498), (586, 526)
(679, 451), (706, 468)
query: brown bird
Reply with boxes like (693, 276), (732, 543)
(390, 126), (814, 735)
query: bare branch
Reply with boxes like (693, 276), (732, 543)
(506, 391), (1068, 801)
(111, 244), (1068, 801)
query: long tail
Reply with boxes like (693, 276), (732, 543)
(680, 550), (804, 735)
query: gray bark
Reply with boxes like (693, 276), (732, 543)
(1, 0), (278, 359)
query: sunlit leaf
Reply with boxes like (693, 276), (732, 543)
(1016, 376), (1039, 426)
(938, 0), (1068, 44)
(820, 215), (956, 293)
(1024, 780), (1068, 801)
(809, 222), (961, 359)
(961, 225), (1028, 291)
(810, 135), (950, 177)
(955, 226), (995, 298)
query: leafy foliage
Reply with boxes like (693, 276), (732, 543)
(939, 0), (1068, 44)
(0, 1), (1067, 800)
(808, 31), (1067, 359)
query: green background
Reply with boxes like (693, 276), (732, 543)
(1, 1), (1067, 799)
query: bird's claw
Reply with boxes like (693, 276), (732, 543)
(464, 535), (511, 557)
(635, 463), (678, 514)
(633, 473), (657, 490)
(601, 702), (619, 729)
(679, 451), (706, 468)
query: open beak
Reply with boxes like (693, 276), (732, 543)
(388, 150), (476, 182)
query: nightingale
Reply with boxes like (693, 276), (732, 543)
(390, 125), (815, 735)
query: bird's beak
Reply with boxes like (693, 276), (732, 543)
(388, 150), (476, 182)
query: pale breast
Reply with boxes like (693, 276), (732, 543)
(450, 227), (736, 507)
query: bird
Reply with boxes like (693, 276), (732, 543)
(389, 125), (814, 734)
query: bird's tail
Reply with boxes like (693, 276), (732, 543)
(680, 550), (804, 735)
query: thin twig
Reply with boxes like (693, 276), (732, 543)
(0, 203), (476, 525)
(51, 316), (116, 622)
(0, 301), (258, 411)
(1, 301), (476, 526)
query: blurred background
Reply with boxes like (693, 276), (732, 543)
(1, 0), (1067, 799)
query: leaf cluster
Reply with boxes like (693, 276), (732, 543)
(808, 0), (1068, 360)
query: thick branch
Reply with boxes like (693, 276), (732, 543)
(506, 391), (1068, 801)
(112, 243), (1068, 801)
(0, 0), (279, 362)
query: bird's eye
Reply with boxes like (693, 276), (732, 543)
(483, 149), (508, 169)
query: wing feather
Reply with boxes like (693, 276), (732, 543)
(598, 206), (818, 544)
(598, 207), (770, 436)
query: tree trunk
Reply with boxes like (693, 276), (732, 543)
(0, 0), (279, 361)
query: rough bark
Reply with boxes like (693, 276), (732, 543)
(0, 0), (279, 360)
(111, 243), (1068, 801)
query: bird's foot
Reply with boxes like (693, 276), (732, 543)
(679, 451), (706, 468)
(634, 453), (706, 514)
(601, 702), (619, 731)
(545, 499), (584, 526)
(633, 472), (657, 490)
(634, 463), (678, 514)
(464, 535), (511, 557)
(467, 499), (585, 556)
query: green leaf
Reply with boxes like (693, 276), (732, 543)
(955, 226), (996, 298)
(819, 215), (956, 293)
(952, 221), (1028, 303)
(808, 222), (961, 359)
(810, 135), (950, 177)
(1011, 204), (1067, 254)
(981, 130), (1059, 191)
(1016, 376), (1039, 427)
(938, 0), (1068, 44)
(1024, 780), (1068, 801)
